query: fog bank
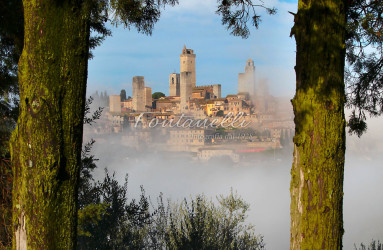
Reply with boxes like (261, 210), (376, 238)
(87, 116), (383, 249)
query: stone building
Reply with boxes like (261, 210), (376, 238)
(167, 128), (215, 151)
(224, 95), (251, 116)
(180, 71), (193, 112)
(109, 95), (121, 113)
(180, 45), (196, 88)
(192, 84), (221, 100)
(212, 84), (221, 99)
(197, 147), (239, 163)
(238, 59), (256, 96)
(191, 87), (207, 100)
(205, 98), (226, 116)
(174, 46), (223, 113)
(122, 98), (132, 111)
(155, 96), (179, 113)
(144, 87), (152, 108)
(169, 73), (180, 96)
(132, 76), (145, 112)
(121, 130), (152, 148)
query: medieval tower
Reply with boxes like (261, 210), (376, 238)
(144, 87), (152, 108)
(132, 76), (145, 112)
(169, 73), (180, 96)
(238, 59), (256, 96)
(180, 45), (196, 88)
(180, 45), (196, 111)
(212, 84), (222, 99)
(180, 72), (193, 112)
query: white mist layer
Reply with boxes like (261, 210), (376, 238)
(89, 117), (383, 250)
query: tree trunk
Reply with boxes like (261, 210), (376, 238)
(290, 0), (348, 249)
(11, 1), (89, 248)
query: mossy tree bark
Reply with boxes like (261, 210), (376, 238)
(10, 0), (90, 248)
(290, 0), (348, 249)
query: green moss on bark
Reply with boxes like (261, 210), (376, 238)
(11, 1), (90, 248)
(290, 0), (347, 249)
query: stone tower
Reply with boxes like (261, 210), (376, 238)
(212, 84), (221, 99)
(132, 76), (145, 112)
(144, 87), (152, 108)
(180, 72), (193, 112)
(109, 95), (121, 113)
(169, 73), (180, 96)
(180, 45), (196, 88)
(238, 59), (256, 96)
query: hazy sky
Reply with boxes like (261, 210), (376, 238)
(87, 0), (298, 98)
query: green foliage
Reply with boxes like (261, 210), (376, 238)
(0, 0), (23, 158)
(0, 105), (16, 158)
(79, 139), (100, 208)
(216, 110), (224, 117)
(77, 168), (157, 249)
(84, 96), (104, 125)
(0, 0), (23, 247)
(0, 159), (12, 248)
(355, 239), (383, 250)
(152, 92), (166, 99)
(84, 0), (112, 59)
(78, 132), (154, 249)
(77, 143), (264, 249)
(347, 110), (368, 137)
(162, 191), (264, 250)
(216, 0), (276, 38)
(120, 89), (127, 101)
(346, 0), (383, 136)
(109, 0), (178, 35)
(78, 203), (109, 237)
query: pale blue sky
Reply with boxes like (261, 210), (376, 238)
(87, 0), (298, 98)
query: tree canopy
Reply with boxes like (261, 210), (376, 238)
(152, 92), (166, 99)
(120, 89), (127, 101)
(215, 0), (383, 136)
(346, 0), (383, 136)
(0, 0), (23, 157)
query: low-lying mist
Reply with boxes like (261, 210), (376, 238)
(85, 114), (383, 250)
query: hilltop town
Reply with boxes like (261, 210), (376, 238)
(87, 46), (294, 163)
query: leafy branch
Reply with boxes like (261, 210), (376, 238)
(216, 0), (277, 38)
